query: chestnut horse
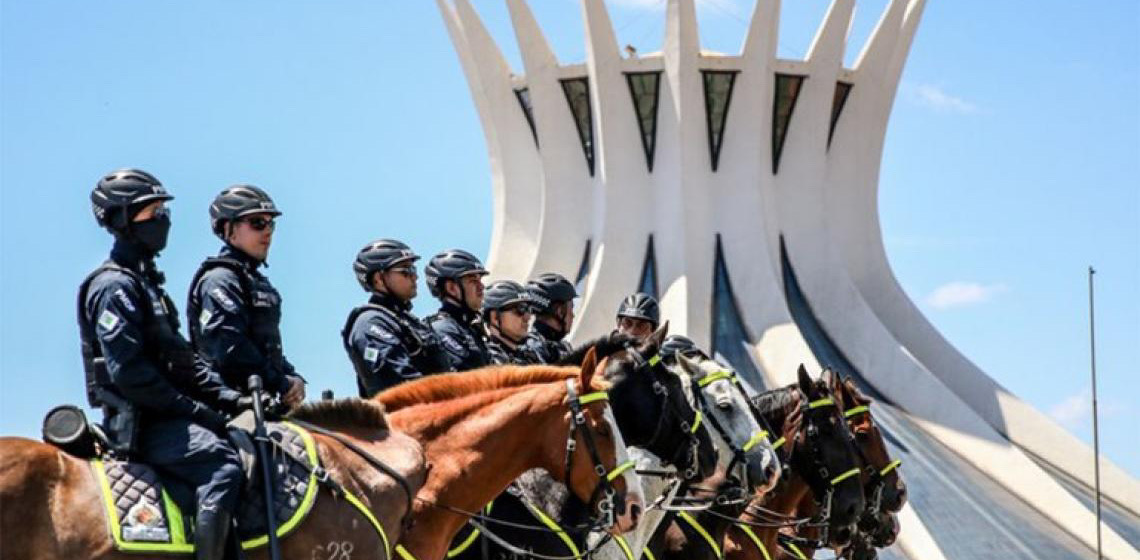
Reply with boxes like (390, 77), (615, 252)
(370, 350), (644, 560)
(0, 401), (427, 560)
(723, 367), (865, 560)
(772, 375), (907, 560)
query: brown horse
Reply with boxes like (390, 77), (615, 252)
(0, 400), (427, 560)
(771, 375), (907, 560)
(371, 350), (643, 560)
(723, 367), (865, 560)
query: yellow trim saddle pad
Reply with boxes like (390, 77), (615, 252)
(91, 420), (320, 554)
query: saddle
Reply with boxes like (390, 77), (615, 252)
(91, 420), (320, 554)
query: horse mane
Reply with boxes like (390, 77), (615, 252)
(557, 333), (639, 366)
(375, 365), (589, 411)
(750, 385), (798, 417)
(290, 398), (389, 431)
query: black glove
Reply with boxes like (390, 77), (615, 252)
(189, 401), (229, 434)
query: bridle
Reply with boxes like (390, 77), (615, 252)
(562, 378), (636, 529)
(621, 347), (709, 482)
(841, 404), (903, 533)
(685, 367), (776, 499)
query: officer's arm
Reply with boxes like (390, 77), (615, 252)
(192, 355), (243, 413)
(430, 320), (467, 371)
(354, 318), (423, 397)
(89, 277), (200, 417)
(194, 270), (271, 374)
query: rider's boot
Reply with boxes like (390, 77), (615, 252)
(194, 505), (233, 560)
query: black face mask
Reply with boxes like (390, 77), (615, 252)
(131, 213), (172, 255)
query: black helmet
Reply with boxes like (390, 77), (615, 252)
(90, 168), (172, 231)
(617, 292), (660, 326)
(660, 334), (703, 362)
(526, 273), (577, 314)
(482, 280), (532, 317)
(209, 184), (282, 239)
(425, 249), (489, 298)
(353, 239), (420, 291)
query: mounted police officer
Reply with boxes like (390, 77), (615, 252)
(523, 273), (578, 364)
(343, 239), (453, 397)
(615, 292), (660, 343)
(80, 169), (243, 560)
(481, 280), (537, 365)
(424, 250), (491, 371)
(187, 185), (306, 412)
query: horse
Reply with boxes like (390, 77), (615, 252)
(371, 349), (645, 560)
(0, 400), (427, 560)
(773, 374), (907, 560)
(631, 353), (788, 560)
(443, 326), (721, 560)
(723, 366), (865, 560)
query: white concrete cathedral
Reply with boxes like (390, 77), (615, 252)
(436, 0), (1140, 557)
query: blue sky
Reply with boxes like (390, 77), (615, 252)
(2, 0), (1136, 477)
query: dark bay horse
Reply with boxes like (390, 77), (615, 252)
(723, 366), (865, 560)
(0, 400), (427, 560)
(774, 374), (907, 560)
(373, 350), (645, 560)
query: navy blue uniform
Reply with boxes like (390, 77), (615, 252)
(523, 321), (573, 365)
(187, 245), (301, 398)
(485, 336), (536, 366)
(79, 241), (242, 515)
(426, 302), (490, 371)
(343, 294), (453, 397)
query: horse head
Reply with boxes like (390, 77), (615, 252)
(597, 323), (719, 482)
(836, 376), (907, 514)
(564, 348), (644, 534)
(788, 365), (865, 544)
(673, 352), (781, 495)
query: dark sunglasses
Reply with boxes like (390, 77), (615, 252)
(241, 216), (276, 231)
(389, 266), (418, 277)
(504, 305), (532, 316)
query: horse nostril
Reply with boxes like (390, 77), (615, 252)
(629, 504), (642, 525)
(764, 463), (778, 481)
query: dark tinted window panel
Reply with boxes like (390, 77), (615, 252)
(772, 74), (805, 173)
(515, 87), (539, 147)
(780, 237), (1095, 558)
(702, 71), (739, 172)
(560, 78), (596, 176)
(574, 239), (592, 297)
(711, 235), (767, 391)
(828, 81), (852, 148)
(638, 235), (659, 298)
(625, 72), (662, 172)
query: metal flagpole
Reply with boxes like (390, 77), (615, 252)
(1088, 266), (1103, 560)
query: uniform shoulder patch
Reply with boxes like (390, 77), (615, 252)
(208, 287), (238, 311)
(363, 346), (380, 363)
(98, 310), (120, 331)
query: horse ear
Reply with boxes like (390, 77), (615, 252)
(797, 364), (813, 396)
(677, 352), (699, 375)
(580, 347), (599, 389)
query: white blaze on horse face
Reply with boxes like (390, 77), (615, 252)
(602, 403), (644, 532)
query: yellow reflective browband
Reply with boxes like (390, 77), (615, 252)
(607, 460), (636, 482)
(697, 370), (735, 388)
(807, 397), (834, 409)
(880, 459), (902, 476)
(742, 430), (769, 452)
(771, 436), (787, 450)
(830, 467), (861, 486)
(648, 354), (662, 367)
(843, 405), (870, 418)
(578, 391), (609, 405)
